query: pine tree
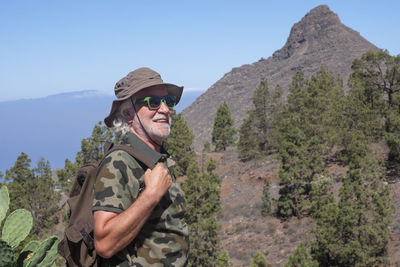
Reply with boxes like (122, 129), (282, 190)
(212, 102), (236, 151)
(312, 155), (393, 266)
(276, 68), (344, 218)
(27, 157), (60, 236)
(386, 106), (400, 161)
(182, 161), (222, 266)
(237, 79), (283, 160)
(5, 154), (60, 237)
(237, 112), (260, 160)
(56, 158), (78, 193)
(261, 181), (271, 217)
(57, 121), (113, 191)
(349, 50), (400, 162)
(268, 84), (284, 150)
(250, 251), (270, 267)
(203, 141), (211, 153)
(216, 251), (232, 267)
(285, 243), (318, 267)
(350, 50), (399, 108)
(5, 152), (34, 211)
(341, 83), (383, 163)
(308, 175), (334, 220)
(75, 121), (113, 165)
(252, 79), (270, 152)
(164, 113), (196, 176)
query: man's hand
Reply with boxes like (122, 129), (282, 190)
(143, 162), (172, 201)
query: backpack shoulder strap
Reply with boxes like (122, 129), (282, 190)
(104, 143), (164, 170)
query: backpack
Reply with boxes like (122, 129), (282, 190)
(58, 142), (163, 267)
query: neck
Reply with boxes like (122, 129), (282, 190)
(129, 128), (162, 152)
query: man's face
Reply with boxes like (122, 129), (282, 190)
(132, 85), (173, 144)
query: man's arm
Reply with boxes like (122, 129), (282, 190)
(93, 163), (171, 258)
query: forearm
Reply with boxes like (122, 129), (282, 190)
(94, 189), (161, 258)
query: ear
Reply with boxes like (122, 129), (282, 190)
(122, 108), (135, 122)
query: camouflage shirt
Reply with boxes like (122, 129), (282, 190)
(92, 132), (189, 267)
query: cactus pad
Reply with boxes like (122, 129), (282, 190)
(0, 185), (9, 226)
(0, 239), (14, 267)
(15, 240), (41, 267)
(22, 240), (40, 253)
(26, 236), (60, 267)
(2, 209), (33, 249)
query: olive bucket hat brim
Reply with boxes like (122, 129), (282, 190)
(104, 67), (183, 127)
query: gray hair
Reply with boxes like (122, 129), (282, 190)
(111, 99), (133, 142)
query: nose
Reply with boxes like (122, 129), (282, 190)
(158, 100), (170, 113)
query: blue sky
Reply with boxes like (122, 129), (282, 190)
(1, 0), (399, 101)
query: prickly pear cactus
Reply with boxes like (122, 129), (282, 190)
(16, 240), (41, 267)
(0, 185), (9, 225)
(22, 240), (40, 253)
(26, 236), (60, 267)
(0, 239), (14, 267)
(0, 185), (59, 267)
(2, 209), (33, 249)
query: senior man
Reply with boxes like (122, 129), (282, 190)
(92, 67), (189, 266)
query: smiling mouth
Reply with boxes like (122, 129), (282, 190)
(153, 118), (169, 124)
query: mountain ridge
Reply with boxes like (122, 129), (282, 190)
(181, 5), (379, 151)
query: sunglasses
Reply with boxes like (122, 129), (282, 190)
(135, 96), (177, 110)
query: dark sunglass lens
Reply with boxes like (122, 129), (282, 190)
(149, 97), (162, 108)
(165, 96), (176, 107)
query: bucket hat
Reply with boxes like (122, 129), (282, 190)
(104, 67), (183, 127)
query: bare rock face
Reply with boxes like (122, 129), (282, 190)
(181, 5), (378, 151)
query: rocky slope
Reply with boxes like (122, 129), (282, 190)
(181, 5), (378, 151)
(211, 147), (400, 266)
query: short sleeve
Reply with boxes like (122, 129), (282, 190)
(92, 150), (145, 213)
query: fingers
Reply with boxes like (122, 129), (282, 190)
(143, 163), (172, 199)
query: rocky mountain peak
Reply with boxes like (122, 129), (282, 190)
(182, 5), (378, 151)
(273, 5), (342, 60)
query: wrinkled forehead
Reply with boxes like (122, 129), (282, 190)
(134, 85), (168, 99)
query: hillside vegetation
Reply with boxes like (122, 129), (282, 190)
(2, 49), (400, 266)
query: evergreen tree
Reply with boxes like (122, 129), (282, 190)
(5, 152), (34, 211)
(350, 50), (399, 108)
(237, 112), (260, 160)
(341, 83), (383, 164)
(206, 157), (217, 174)
(56, 158), (78, 193)
(312, 155), (393, 266)
(250, 251), (270, 267)
(182, 161), (222, 266)
(276, 68), (344, 218)
(216, 250), (231, 267)
(164, 113), (196, 176)
(203, 141), (211, 153)
(57, 121), (113, 191)
(349, 50), (400, 162)
(75, 121), (113, 165)
(386, 106), (400, 161)
(308, 175), (334, 220)
(27, 157), (60, 236)
(252, 79), (270, 152)
(261, 181), (271, 217)
(285, 243), (318, 267)
(212, 102), (236, 151)
(5, 154), (60, 237)
(268, 84), (284, 149)
(237, 79), (283, 160)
